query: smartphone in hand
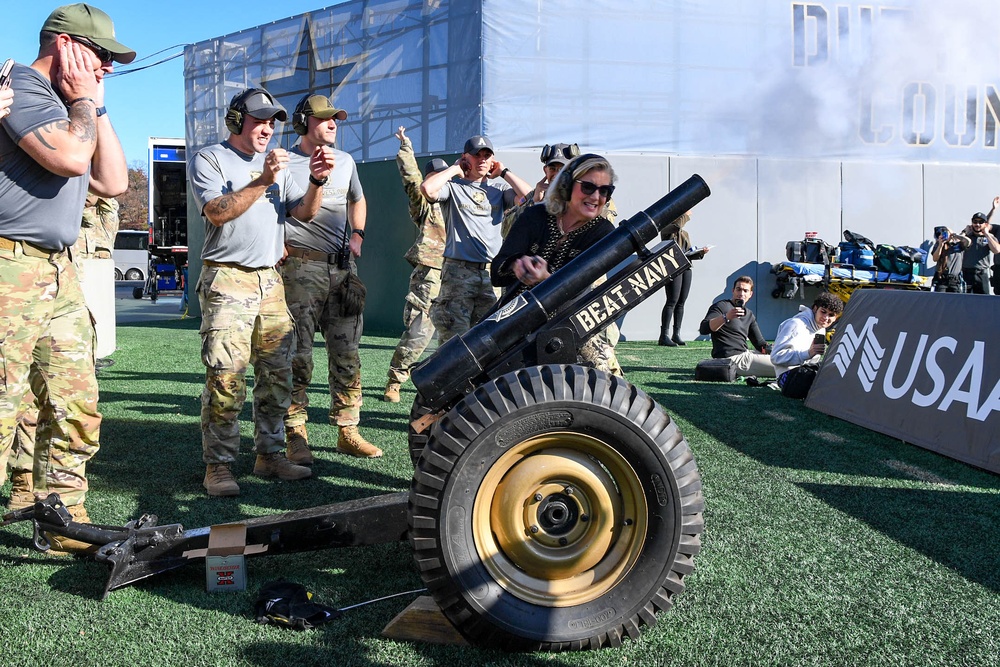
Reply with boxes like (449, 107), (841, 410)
(0, 59), (14, 90)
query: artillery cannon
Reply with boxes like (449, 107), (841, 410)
(3, 175), (710, 652)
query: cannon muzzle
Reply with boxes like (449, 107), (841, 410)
(413, 174), (711, 409)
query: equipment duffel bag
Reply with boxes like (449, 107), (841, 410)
(695, 358), (737, 382)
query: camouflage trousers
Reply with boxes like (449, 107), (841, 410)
(198, 265), (294, 463)
(280, 257), (363, 428)
(7, 370), (42, 478)
(387, 264), (441, 384)
(579, 323), (624, 377)
(0, 247), (99, 506)
(429, 258), (500, 345)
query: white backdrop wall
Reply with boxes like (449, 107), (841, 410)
(184, 0), (1000, 335)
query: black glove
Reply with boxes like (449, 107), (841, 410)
(253, 580), (341, 630)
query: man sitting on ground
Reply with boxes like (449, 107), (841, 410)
(770, 292), (844, 386)
(699, 275), (774, 378)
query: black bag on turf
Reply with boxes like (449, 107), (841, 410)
(695, 358), (737, 382)
(778, 361), (821, 399)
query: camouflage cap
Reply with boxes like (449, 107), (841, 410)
(42, 4), (136, 64)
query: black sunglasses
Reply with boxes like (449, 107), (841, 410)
(575, 179), (615, 199)
(71, 35), (114, 64)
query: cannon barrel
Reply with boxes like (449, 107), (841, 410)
(412, 174), (711, 408)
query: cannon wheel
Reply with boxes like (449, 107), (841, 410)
(407, 394), (437, 467)
(408, 364), (704, 651)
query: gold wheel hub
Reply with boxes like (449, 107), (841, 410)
(471, 433), (647, 607)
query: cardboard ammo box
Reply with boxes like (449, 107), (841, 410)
(201, 524), (265, 592)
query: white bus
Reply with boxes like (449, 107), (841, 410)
(113, 230), (148, 281)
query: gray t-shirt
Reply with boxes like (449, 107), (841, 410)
(962, 233), (995, 272)
(188, 141), (305, 267)
(0, 64), (90, 250)
(284, 146), (363, 253)
(434, 178), (514, 263)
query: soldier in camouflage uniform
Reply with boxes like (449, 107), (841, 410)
(0, 4), (134, 553)
(280, 94), (381, 459)
(383, 127), (448, 403)
(421, 135), (532, 344)
(188, 87), (334, 497)
(74, 194), (120, 259)
(8, 194), (120, 511)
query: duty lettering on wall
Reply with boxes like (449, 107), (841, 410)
(792, 2), (1000, 150)
(571, 243), (688, 338)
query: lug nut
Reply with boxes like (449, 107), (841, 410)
(563, 486), (575, 495)
(529, 525), (539, 534)
(580, 514), (589, 522)
(534, 493), (543, 502)
(558, 537), (568, 546)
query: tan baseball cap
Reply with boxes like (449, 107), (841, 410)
(298, 95), (348, 121)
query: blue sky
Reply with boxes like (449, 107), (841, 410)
(6, 1), (343, 166)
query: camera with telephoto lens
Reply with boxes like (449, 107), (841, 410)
(934, 226), (949, 239)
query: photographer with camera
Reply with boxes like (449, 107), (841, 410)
(960, 211), (1000, 294)
(770, 292), (844, 397)
(931, 224), (970, 293)
(699, 276), (775, 378)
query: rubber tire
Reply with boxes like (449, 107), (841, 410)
(408, 364), (704, 651)
(132, 286), (144, 299)
(125, 268), (144, 281)
(408, 393), (443, 467)
(114, 268), (123, 281)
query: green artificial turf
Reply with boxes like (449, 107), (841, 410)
(1, 320), (998, 666)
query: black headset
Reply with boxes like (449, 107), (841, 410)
(553, 153), (604, 203)
(224, 88), (274, 135)
(291, 93), (313, 136)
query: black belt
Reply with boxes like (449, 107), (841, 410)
(445, 258), (489, 270)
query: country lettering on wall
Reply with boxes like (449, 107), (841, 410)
(792, 2), (1000, 151)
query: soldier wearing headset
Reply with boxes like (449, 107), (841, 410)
(187, 87), (334, 497)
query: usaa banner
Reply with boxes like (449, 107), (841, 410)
(806, 290), (1000, 473)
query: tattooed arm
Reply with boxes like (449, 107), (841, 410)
(18, 42), (104, 179)
(202, 148), (290, 227)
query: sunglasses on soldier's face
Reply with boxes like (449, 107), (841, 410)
(71, 36), (114, 64)
(575, 180), (615, 199)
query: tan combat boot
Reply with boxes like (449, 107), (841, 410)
(44, 504), (99, 555)
(204, 463), (240, 497)
(254, 452), (313, 481)
(337, 426), (383, 458)
(285, 424), (313, 465)
(8, 471), (35, 511)
(383, 381), (401, 403)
